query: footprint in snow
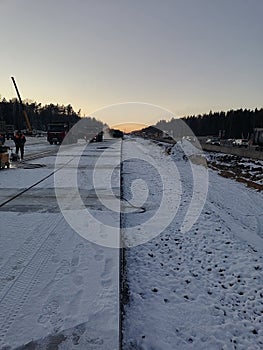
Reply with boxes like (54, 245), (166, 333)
(101, 258), (113, 279)
(72, 274), (84, 286)
(54, 259), (70, 280)
(38, 297), (63, 331)
(91, 244), (104, 261)
(100, 258), (113, 287)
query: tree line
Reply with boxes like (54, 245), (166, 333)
(0, 97), (105, 132)
(156, 108), (263, 139)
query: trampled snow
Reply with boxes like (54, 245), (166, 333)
(0, 136), (262, 349)
(122, 138), (263, 350)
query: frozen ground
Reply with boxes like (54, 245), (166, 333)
(206, 152), (263, 189)
(0, 138), (120, 349)
(122, 138), (263, 350)
(1, 136), (263, 349)
(4, 136), (58, 158)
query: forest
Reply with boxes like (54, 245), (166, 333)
(0, 97), (105, 132)
(156, 108), (263, 139)
(1, 96), (262, 140)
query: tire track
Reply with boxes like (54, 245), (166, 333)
(0, 148), (76, 347)
(0, 216), (65, 347)
(0, 140), (122, 349)
(0, 216), (62, 299)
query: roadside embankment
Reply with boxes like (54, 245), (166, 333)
(201, 143), (263, 160)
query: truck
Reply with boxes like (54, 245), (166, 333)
(5, 125), (15, 140)
(0, 123), (15, 140)
(47, 123), (77, 144)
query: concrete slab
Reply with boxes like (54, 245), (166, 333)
(0, 139), (121, 349)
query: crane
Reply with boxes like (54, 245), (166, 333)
(11, 77), (32, 134)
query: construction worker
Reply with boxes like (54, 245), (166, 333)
(14, 130), (26, 160)
(0, 133), (5, 145)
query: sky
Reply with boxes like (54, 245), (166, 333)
(0, 0), (263, 128)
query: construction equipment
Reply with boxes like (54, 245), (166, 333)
(47, 122), (77, 144)
(0, 145), (10, 169)
(5, 124), (15, 140)
(11, 77), (32, 134)
(47, 123), (68, 144)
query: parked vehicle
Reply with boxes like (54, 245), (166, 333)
(47, 124), (66, 144)
(47, 123), (77, 145)
(206, 138), (220, 146)
(232, 139), (248, 148)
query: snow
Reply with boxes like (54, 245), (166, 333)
(206, 152), (263, 187)
(0, 136), (263, 349)
(0, 138), (120, 349)
(4, 136), (58, 160)
(122, 138), (263, 350)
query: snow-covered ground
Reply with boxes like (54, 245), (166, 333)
(0, 138), (120, 349)
(1, 136), (263, 349)
(4, 136), (58, 158)
(122, 138), (263, 350)
(206, 152), (263, 188)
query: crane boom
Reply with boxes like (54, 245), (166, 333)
(11, 77), (32, 133)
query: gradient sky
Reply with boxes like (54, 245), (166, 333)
(1, 0), (262, 127)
